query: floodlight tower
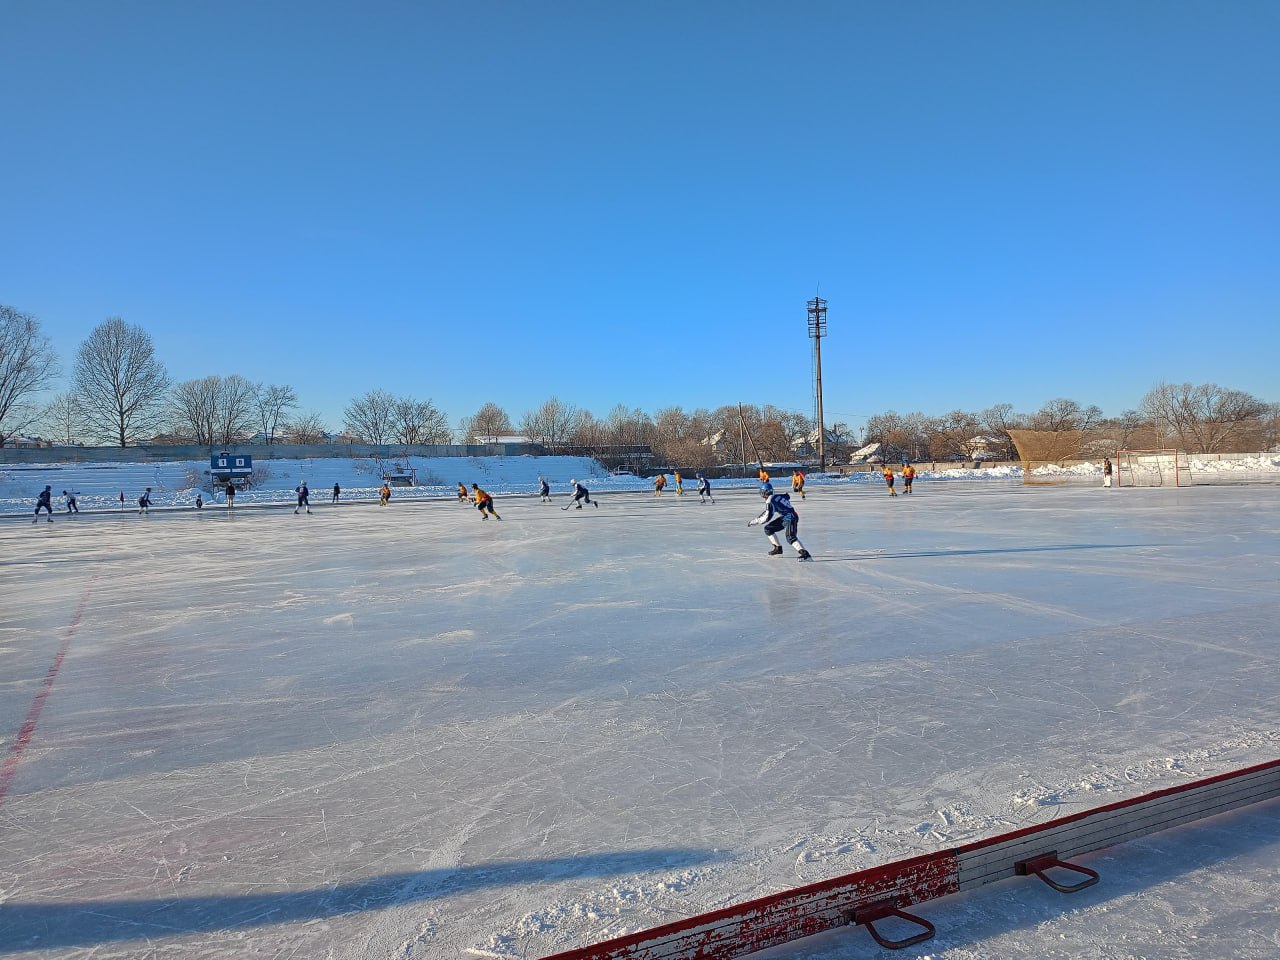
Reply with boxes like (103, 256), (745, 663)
(807, 296), (828, 471)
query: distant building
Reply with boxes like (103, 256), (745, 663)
(790, 427), (842, 460)
(139, 432), (198, 445)
(848, 442), (881, 464)
(964, 435), (1005, 460)
(701, 430), (733, 456)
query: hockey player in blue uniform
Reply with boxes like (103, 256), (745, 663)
(33, 485), (54, 523)
(565, 479), (598, 509)
(748, 483), (811, 560)
(696, 472), (715, 504)
(539, 477), (552, 503)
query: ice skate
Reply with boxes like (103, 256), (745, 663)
(798, 549), (812, 561)
(768, 545), (784, 556)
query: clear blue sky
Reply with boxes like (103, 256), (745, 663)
(3, 1), (1276, 435)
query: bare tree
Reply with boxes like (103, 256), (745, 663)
(38, 392), (85, 445)
(73, 317), (170, 447)
(1260, 403), (1280, 453)
(979, 404), (1025, 460)
(169, 376), (221, 444)
(865, 410), (933, 462)
(928, 410), (982, 460)
(255, 384), (298, 444)
(1140, 382), (1268, 452)
(213, 375), (259, 446)
(1029, 397), (1104, 433)
(0, 304), (61, 446)
(826, 421), (854, 463)
(285, 411), (330, 444)
(393, 396), (451, 444)
(1088, 409), (1156, 456)
(520, 396), (578, 451)
(604, 405), (655, 447)
(460, 402), (514, 443)
(647, 406), (716, 467)
(344, 389), (397, 444)
(652, 406), (692, 464)
(168, 374), (258, 446)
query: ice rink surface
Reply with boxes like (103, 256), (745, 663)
(2, 481), (1278, 959)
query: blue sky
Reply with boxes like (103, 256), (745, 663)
(3, 1), (1276, 435)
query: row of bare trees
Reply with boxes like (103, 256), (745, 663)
(3, 305), (1277, 459)
(342, 390), (451, 445)
(0, 311), (326, 447)
(864, 391), (1278, 463)
(454, 398), (835, 468)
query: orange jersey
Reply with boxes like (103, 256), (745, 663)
(473, 487), (492, 504)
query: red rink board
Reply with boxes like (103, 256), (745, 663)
(540, 758), (1280, 960)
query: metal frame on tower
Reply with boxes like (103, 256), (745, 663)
(807, 297), (828, 471)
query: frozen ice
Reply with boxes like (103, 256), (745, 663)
(1, 478), (1278, 958)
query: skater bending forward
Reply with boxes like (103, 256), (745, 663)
(748, 483), (811, 560)
(568, 479), (598, 509)
(472, 484), (501, 520)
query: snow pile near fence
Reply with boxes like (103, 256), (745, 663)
(923, 464), (1024, 480)
(1188, 454), (1280, 472)
(1029, 461), (1100, 478)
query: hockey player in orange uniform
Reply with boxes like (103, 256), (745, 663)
(471, 484), (501, 520)
(902, 463), (916, 494)
(653, 473), (667, 497)
(882, 465), (897, 496)
(791, 469), (806, 499)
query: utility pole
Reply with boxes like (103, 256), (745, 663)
(807, 297), (828, 472)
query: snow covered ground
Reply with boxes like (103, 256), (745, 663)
(1, 479), (1278, 959)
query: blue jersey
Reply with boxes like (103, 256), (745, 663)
(749, 492), (797, 526)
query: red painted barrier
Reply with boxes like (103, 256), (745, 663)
(540, 758), (1280, 959)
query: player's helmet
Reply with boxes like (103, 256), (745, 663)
(760, 482), (773, 497)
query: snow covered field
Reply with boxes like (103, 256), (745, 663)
(1, 480), (1278, 959)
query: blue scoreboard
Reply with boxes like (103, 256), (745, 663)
(212, 452), (253, 477)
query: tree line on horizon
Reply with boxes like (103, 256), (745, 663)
(3, 306), (1278, 465)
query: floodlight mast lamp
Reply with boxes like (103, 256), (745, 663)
(807, 297), (828, 472)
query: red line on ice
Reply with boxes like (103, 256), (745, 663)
(0, 585), (93, 809)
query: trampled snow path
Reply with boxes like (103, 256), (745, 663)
(1, 483), (1278, 958)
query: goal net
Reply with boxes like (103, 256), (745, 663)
(1117, 449), (1191, 487)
